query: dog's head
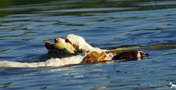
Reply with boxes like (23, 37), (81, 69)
(44, 34), (93, 54)
(65, 34), (93, 52)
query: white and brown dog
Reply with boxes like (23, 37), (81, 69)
(43, 34), (145, 63)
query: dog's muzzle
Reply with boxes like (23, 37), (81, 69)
(43, 41), (72, 54)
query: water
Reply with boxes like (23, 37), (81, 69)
(0, 0), (176, 89)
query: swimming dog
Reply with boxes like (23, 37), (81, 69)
(43, 34), (145, 63)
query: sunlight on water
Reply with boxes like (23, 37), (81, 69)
(0, 0), (176, 90)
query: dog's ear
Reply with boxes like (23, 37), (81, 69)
(66, 34), (93, 53)
(82, 51), (107, 64)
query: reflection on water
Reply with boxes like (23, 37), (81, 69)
(0, 0), (176, 90)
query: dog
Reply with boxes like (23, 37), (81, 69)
(44, 34), (145, 63)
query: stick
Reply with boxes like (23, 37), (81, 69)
(106, 45), (176, 54)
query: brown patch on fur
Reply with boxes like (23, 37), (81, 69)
(82, 51), (107, 64)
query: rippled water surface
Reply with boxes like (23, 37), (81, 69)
(0, 0), (176, 90)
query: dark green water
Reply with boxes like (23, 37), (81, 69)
(0, 0), (176, 89)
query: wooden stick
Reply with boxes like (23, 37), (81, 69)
(106, 45), (176, 54)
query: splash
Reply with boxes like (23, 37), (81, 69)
(0, 55), (83, 68)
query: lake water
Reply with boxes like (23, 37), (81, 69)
(0, 0), (176, 90)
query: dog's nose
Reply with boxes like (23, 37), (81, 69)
(55, 38), (59, 43)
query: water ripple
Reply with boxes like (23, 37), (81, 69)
(0, 0), (176, 90)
